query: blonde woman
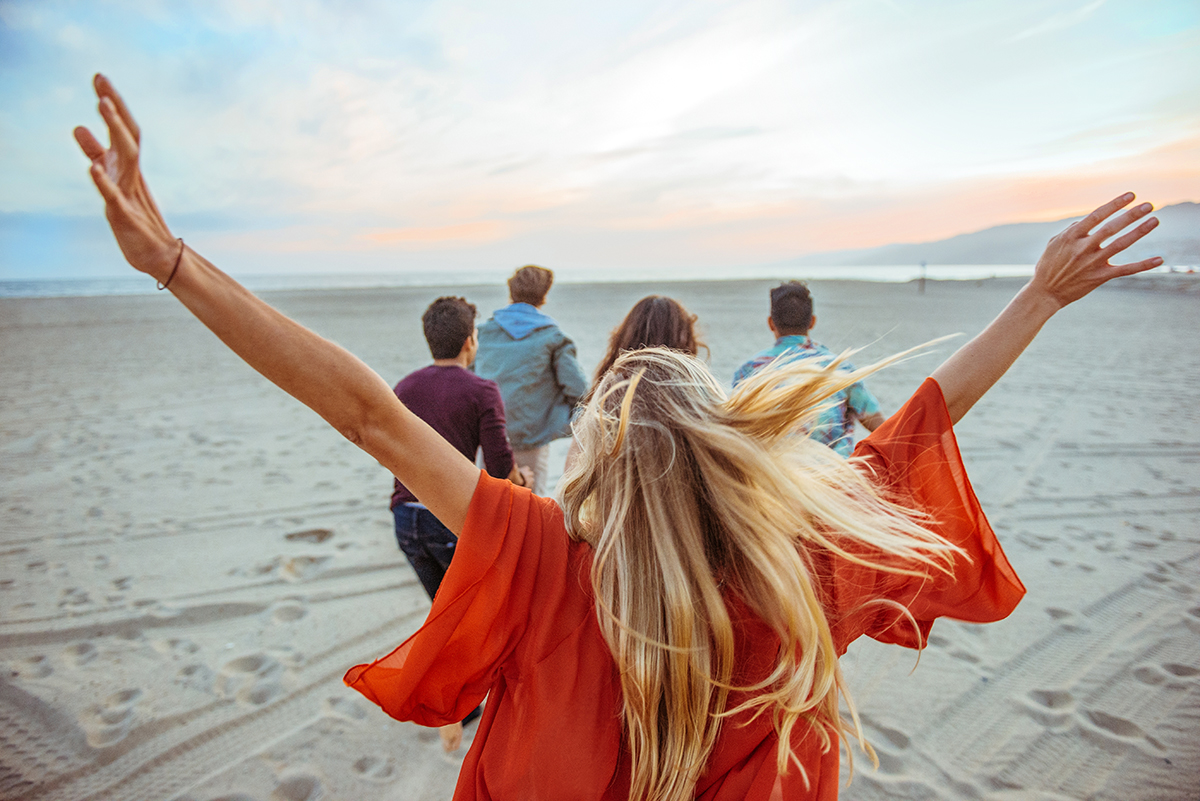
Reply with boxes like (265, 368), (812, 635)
(76, 75), (1162, 801)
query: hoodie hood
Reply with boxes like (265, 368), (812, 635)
(492, 303), (558, 340)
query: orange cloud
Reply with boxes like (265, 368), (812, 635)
(804, 133), (1200, 252)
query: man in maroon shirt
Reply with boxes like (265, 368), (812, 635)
(391, 296), (526, 601)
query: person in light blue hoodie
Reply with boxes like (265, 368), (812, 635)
(476, 265), (589, 494)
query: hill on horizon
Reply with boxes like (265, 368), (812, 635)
(786, 202), (1200, 268)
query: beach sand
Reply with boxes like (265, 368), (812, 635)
(1, 276), (1197, 800)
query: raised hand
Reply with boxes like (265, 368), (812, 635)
(930, 192), (1163, 424)
(1029, 193), (1162, 308)
(74, 74), (180, 282)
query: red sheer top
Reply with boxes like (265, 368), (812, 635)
(344, 378), (1025, 800)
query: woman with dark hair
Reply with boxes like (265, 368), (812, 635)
(76, 75), (1162, 801)
(593, 295), (706, 384)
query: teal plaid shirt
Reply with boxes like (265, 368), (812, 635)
(732, 335), (881, 457)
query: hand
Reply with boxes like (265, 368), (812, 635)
(73, 74), (179, 280)
(439, 722), (463, 752)
(1029, 192), (1162, 309)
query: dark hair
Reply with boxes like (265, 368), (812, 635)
(769, 281), (813, 334)
(593, 296), (705, 383)
(508, 265), (554, 306)
(422, 296), (477, 360)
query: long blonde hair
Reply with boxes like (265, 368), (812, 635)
(559, 348), (961, 801)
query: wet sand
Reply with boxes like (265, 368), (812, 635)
(1, 276), (1198, 800)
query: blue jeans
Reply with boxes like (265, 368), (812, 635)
(392, 504), (458, 601)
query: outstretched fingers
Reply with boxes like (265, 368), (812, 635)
(1110, 255), (1165, 278)
(99, 96), (140, 170)
(1076, 192), (1136, 234)
(1101, 216), (1161, 261)
(89, 162), (123, 207)
(93, 74), (141, 143)
(1091, 201), (1154, 244)
(74, 126), (106, 161)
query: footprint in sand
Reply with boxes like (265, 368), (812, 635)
(279, 556), (331, 583)
(925, 633), (951, 649)
(285, 528), (334, 545)
(353, 755), (397, 782)
(59, 587), (91, 607)
(1079, 709), (1163, 751)
(271, 600), (308, 624)
(1020, 689), (1075, 728)
(862, 718), (909, 775)
(80, 688), (142, 748)
(1163, 663), (1200, 681)
(153, 637), (201, 657)
(948, 648), (981, 665)
(321, 696), (367, 722)
(62, 641), (98, 667)
(215, 653), (284, 706)
(272, 771), (324, 801)
(10, 654), (53, 679)
(1132, 665), (1167, 686)
(1185, 606), (1200, 634)
(177, 663), (215, 692)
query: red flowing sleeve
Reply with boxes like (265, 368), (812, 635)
(826, 378), (1026, 653)
(343, 470), (563, 726)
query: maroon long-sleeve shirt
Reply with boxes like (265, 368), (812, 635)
(390, 365), (515, 508)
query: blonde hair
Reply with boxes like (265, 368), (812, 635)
(559, 348), (961, 801)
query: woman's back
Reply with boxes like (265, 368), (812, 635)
(346, 376), (1024, 800)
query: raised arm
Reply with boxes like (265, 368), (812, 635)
(74, 74), (480, 532)
(930, 193), (1162, 424)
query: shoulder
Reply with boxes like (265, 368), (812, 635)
(537, 323), (570, 344)
(477, 319), (505, 338)
(394, 365), (436, 392)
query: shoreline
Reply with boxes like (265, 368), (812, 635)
(3, 268), (1197, 301)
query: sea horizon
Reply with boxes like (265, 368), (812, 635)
(0, 263), (1051, 299)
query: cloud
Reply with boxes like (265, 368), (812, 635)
(3, 0), (1199, 279)
(364, 220), (511, 247)
(1008, 0), (1106, 42)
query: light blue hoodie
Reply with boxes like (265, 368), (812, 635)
(476, 303), (589, 450)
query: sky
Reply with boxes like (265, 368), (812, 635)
(1, 0), (1198, 280)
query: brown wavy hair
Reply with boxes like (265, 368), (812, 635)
(594, 296), (706, 384)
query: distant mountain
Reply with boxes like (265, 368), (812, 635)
(788, 202), (1200, 267)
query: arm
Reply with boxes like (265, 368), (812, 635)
(930, 193), (1162, 424)
(859, 411), (885, 432)
(476, 382), (517, 481)
(74, 74), (480, 532)
(552, 338), (590, 405)
(847, 381), (884, 432)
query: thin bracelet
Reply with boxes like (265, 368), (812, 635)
(156, 238), (186, 291)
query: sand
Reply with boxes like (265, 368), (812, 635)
(1, 276), (1197, 801)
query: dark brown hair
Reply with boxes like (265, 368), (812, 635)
(769, 281), (813, 334)
(593, 296), (704, 383)
(508, 265), (554, 306)
(422, 296), (477, 360)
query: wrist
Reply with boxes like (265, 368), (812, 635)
(154, 238), (186, 291)
(1018, 279), (1067, 319)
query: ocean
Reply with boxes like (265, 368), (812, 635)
(0, 264), (1054, 299)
